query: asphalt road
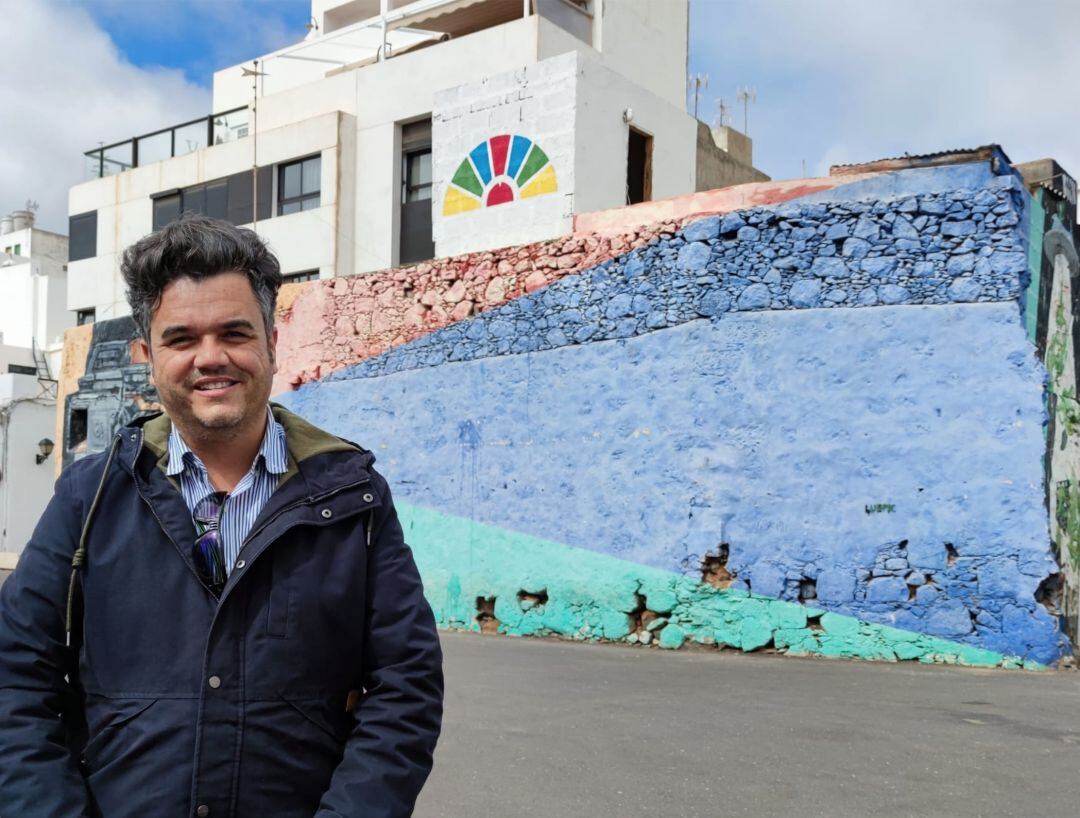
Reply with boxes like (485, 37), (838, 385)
(2, 569), (1076, 815)
(415, 631), (1080, 818)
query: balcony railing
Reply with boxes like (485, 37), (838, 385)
(83, 107), (249, 180)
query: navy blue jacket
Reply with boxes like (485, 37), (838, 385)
(0, 406), (443, 817)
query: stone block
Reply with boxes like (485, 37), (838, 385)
(677, 241), (712, 271)
(682, 215), (721, 243)
(941, 220), (976, 237)
(878, 284), (911, 304)
(736, 283), (772, 311)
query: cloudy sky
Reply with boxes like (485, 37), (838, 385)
(3, 0), (1079, 234)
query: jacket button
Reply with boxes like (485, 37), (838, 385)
(363, 493), (374, 503)
(235, 560), (246, 569)
(196, 806), (210, 817)
(208, 675), (221, 689)
(321, 508), (333, 519)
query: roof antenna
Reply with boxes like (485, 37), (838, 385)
(736, 86), (757, 135)
(688, 73), (708, 121)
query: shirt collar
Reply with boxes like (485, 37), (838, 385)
(166, 406), (288, 477)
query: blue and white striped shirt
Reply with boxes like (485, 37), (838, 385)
(166, 406), (288, 575)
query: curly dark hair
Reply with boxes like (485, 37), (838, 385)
(120, 214), (282, 342)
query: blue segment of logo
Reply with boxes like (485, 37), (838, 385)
(470, 142), (493, 185)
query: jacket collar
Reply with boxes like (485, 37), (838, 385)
(120, 403), (372, 497)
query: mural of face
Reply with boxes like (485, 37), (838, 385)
(138, 272), (278, 445)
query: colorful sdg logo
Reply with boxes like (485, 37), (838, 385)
(443, 134), (557, 216)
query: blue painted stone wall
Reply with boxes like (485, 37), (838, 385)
(281, 162), (1071, 665)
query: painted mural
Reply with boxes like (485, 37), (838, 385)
(60, 152), (1077, 668)
(443, 135), (558, 216)
(1020, 159), (1080, 646)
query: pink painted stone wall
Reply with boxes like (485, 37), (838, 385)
(272, 175), (882, 395)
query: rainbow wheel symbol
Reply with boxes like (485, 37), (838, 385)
(443, 134), (557, 216)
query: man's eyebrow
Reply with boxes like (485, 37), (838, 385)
(159, 319), (256, 340)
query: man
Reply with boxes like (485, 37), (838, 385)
(0, 215), (443, 817)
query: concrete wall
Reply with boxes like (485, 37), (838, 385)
(434, 49), (701, 258)
(695, 122), (770, 192)
(0, 228), (71, 352)
(0, 377), (57, 557)
(58, 159), (1074, 668)
(433, 52), (577, 258)
(593, 0), (688, 110)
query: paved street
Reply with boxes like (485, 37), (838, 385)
(416, 632), (1080, 818)
(2, 568), (1077, 816)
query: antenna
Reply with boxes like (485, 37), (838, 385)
(242, 60), (269, 231)
(736, 86), (757, 135)
(25, 200), (39, 213)
(714, 97), (730, 129)
(688, 73), (708, 121)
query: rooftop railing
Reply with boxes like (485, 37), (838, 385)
(83, 107), (249, 180)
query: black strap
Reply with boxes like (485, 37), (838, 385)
(65, 435), (121, 645)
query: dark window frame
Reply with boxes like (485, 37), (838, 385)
(282, 270), (320, 284)
(278, 155), (322, 216)
(69, 211), (98, 262)
(75, 308), (96, 326)
(402, 146), (433, 203)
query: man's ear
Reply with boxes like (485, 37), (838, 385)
(137, 337), (156, 386)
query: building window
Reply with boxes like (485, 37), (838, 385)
(399, 118), (434, 265)
(278, 156), (321, 215)
(151, 168), (270, 231)
(404, 148), (432, 203)
(626, 127), (653, 205)
(75, 308), (96, 326)
(69, 211), (98, 261)
(12, 243), (20, 256)
(282, 270), (320, 284)
(152, 192), (181, 231)
(8, 363), (37, 375)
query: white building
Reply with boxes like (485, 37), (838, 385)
(67, 0), (767, 321)
(0, 210), (70, 564)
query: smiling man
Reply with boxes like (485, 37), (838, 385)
(0, 215), (443, 817)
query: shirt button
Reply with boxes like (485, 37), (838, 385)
(208, 675), (221, 689)
(321, 508), (333, 519)
(235, 560), (246, 569)
(196, 806), (210, 817)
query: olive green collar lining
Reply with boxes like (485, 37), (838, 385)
(140, 403), (358, 487)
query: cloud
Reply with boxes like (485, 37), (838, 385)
(690, 0), (1080, 182)
(0, 1), (210, 234)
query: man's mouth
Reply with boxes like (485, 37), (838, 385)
(193, 378), (240, 393)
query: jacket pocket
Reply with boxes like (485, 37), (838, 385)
(278, 693), (354, 744)
(81, 696), (159, 771)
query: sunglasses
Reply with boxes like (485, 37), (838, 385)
(193, 491), (228, 595)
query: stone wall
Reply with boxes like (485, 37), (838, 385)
(60, 157), (1076, 668)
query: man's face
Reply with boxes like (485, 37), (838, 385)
(139, 272), (278, 439)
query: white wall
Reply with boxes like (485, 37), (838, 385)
(433, 51), (578, 258)
(0, 390), (57, 556)
(573, 52), (697, 215)
(593, 0), (688, 110)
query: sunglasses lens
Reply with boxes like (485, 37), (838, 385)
(193, 530), (227, 587)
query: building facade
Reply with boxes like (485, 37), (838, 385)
(0, 210), (70, 564)
(66, 0), (766, 321)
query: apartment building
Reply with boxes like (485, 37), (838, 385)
(67, 0), (767, 321)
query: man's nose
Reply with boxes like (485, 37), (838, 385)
(193, 337), (229, 369)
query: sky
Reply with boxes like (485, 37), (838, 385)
(3, 0), (1079, 234)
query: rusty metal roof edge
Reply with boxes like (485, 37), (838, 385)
(829, 145), (1011, 177)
